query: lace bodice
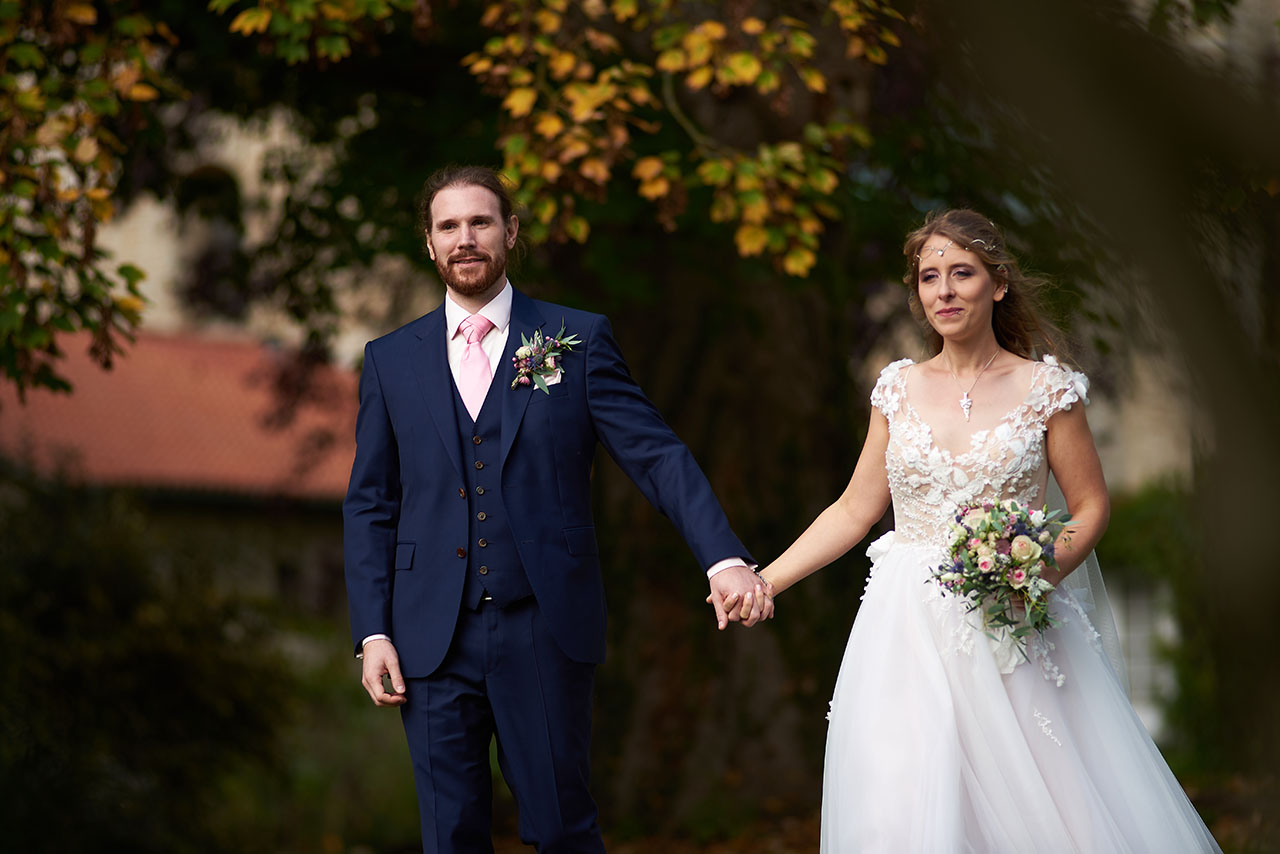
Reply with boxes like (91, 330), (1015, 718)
(872, 356), (1089, 550)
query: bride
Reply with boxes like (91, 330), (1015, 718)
(758, 210), (1221, 852)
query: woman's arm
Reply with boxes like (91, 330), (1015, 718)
(760, 409), (893, 596)
(1044, 402), (1111, 584)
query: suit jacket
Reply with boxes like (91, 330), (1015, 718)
(343, 288), (751, 677)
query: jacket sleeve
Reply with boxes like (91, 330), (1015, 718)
(583, 314), (752, 570)
(342, 342), (401, 655)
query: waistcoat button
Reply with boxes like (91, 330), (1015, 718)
(477, 511), (487, 521)
(478, 566), (489, 575)
(456, 547), (467, 558)
(473, 436), (483, 445)
(478, 538), (489, 548)
(474, 461), (484, 470)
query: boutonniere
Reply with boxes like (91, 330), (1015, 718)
(510, 323), (581, 393)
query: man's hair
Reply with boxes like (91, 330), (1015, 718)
(418, 165), (516, 233)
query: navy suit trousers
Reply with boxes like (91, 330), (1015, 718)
(399, 597), (606, 854)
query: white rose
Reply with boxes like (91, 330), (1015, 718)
(1010, 535), (1041, 563)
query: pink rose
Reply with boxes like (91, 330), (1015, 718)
(1008, 568), (1028, 589)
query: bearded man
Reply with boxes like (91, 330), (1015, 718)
(343, 165), (770, 853)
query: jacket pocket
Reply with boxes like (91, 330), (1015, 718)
(394, 542), (416, 570)
(563, 526), (598, 556)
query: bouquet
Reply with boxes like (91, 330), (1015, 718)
(932, 499), (1070, 668)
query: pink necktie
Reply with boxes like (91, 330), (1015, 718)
(458, 314), (496, 421)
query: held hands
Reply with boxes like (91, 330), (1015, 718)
(706, 564), (775, 630)
(360, 638), (408, 706)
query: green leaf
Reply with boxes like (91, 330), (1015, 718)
(8, 44), (45, 69)
(116, 264), (146, 286)
(532, 372), (549, 393)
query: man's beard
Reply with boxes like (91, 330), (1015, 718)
(436, 249), (506, 297)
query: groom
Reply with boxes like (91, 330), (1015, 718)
(343, 165), (770, 853)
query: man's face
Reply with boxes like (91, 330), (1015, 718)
(425, 184), (519, 298)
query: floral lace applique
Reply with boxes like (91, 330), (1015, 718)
(870, 356), (1092, 684)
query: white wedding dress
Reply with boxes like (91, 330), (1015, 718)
(820, 358), (1221, 853)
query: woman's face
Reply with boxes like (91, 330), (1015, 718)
(916, 235), (1005, 341)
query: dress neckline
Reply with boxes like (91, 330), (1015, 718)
(897, 360), (1041, 462)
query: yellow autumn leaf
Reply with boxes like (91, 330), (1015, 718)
(34, 116), (74, 147)
(685, 66), (713, 91)
(756, 69), (780, 93)
(541, 161), (563, 181)
(710, 193), (737, 222)
(632, 156), (664, 181)
(86, 187), (111, 200)
(740, 195), (769, 224)
(579, 157), (610, 184)
(800, 68), (827, 93)
(698, 20), (727, 40)
(565, 215), (590, 243)
(783, 246), (816, 276)
(584, 28), (620, 52)
(638, 177), (670, 200)
(550, 51), (577, 79)
(503, 87), (538, 118)
(114, 294), (146, 319)
(469, 57), (494, 74)
(735, 224), (769, 256)
(534, 113), (565, 139)
(656, 49), (686, 72)
(56, 188), (81, 202)
(881, 28), (902, 48)
(127, 83), (160, 102)
(534, 197), (558, 224)
(722, 52), (762, 85)
(558, 138), (591, 162)
(809, 168), (839, 194)
(90, 197), (114, 223)
(866, 44), (888, 65)
(741, 17), (766, 35)
(73, 136), (100, 164)
(628, 84), (655, 106)
(65, 4), (97, 25)
(611, 0), (638, 22)
(229, 8), (272, 36)
(535, 9), (561, 34)
(682, 31), (713, 66)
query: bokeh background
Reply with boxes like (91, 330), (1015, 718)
(2, 1), (1278, 851)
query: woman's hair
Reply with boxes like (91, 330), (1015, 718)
(902, 209), (1065, 360)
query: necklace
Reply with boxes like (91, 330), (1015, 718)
(943, 349), (1001, 422)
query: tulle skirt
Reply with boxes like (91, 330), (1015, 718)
(820, 533), (1221, 853)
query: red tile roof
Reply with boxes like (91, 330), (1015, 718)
(0, 331), (358, 501)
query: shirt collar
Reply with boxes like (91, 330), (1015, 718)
(445, 279), (513, 340)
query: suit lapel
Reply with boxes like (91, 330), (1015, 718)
(500, 289), (547, 467)
(409, 307), (465, 480)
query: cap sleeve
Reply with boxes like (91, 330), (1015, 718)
(870, 358), (913, 421)
(1033, 356), (1090, 420)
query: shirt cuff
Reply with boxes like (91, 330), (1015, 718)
(356, 633), (392, 659)
(705, 557), (755, 580)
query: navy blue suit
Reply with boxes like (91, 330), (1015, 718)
(344, 288), (750, 852)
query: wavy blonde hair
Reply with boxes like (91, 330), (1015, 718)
(902, 209), (1065, 360)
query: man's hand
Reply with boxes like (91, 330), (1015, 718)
(706, 564), (775, 630)
(361, 639), (408, 706)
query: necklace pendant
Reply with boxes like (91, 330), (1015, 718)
(960, 393), (973, 422)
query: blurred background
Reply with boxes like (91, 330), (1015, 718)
(1, 1), (1277, 851)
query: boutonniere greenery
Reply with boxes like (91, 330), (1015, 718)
(510, 323), (581, 393)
